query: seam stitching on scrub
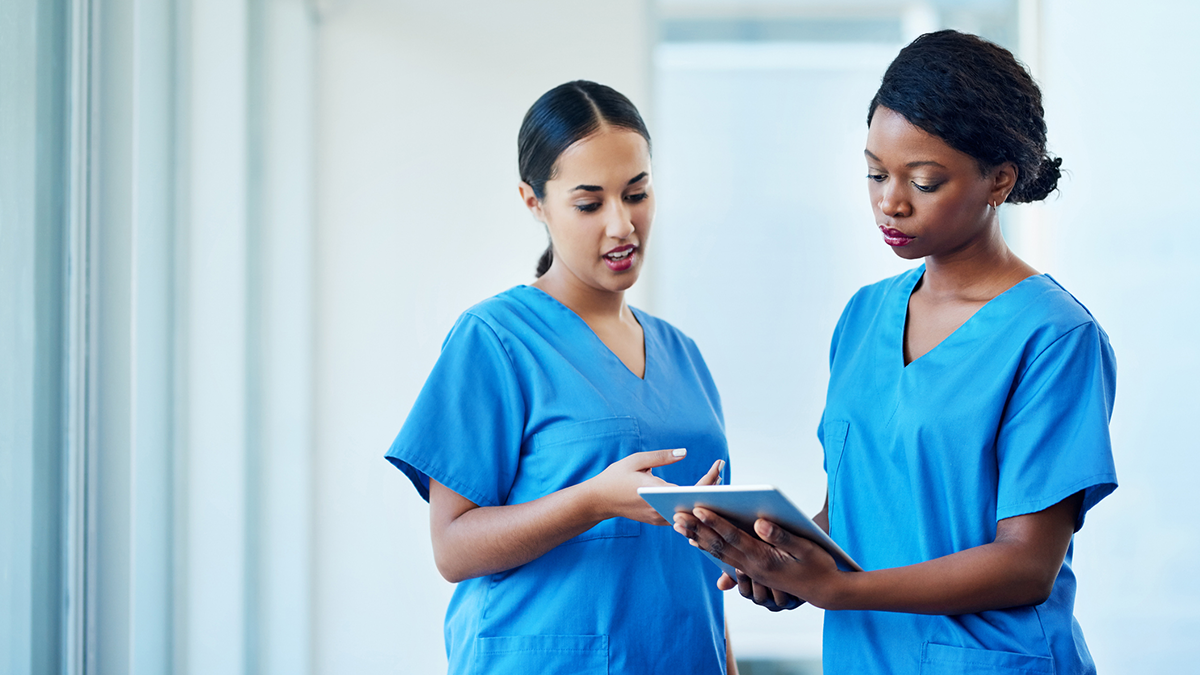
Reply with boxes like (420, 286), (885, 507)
(463, 310), (521, 376)
(1006, 322), (1097, 415)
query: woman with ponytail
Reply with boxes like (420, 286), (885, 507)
(386, 80), (736, 674)
(675, 31), (1117, 674)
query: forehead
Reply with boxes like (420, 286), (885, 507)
(551, 128), (651, 183)
(865, 107), (968, 167)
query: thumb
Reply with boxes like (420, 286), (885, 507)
(754, 518), (797, 550)
(631, 448), (687, 470)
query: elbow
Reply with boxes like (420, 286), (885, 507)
(1027, 576), (1056, 607)
(432, 549), (469, 584)
(437, 566), (467, 585)
(1012, 568), (1058, 608)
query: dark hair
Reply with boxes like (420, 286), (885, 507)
(518, 80), (651, 277)
(867, 30), (1061, 203)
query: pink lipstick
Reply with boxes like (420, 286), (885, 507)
(603, 244), (637, 271)
(879, 226), (914, 247)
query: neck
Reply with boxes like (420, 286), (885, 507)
(532, 267), (631, 324)
(921, 220), (1033, 301)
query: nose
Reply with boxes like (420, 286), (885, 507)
(877, 183), (911, 218)
(606, 201), (636, 240)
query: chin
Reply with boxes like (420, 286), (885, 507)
(889, 246), (925, 261)
(601, 271), (640, 293)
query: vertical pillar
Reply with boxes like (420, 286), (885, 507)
(178, 0), (250, 672)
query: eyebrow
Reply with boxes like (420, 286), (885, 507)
(571, 172), (649, 192)
(864, 149), (946, 169)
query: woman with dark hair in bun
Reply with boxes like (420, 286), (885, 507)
(675, 31), (1116, 674)
(386, 80), (736, 674)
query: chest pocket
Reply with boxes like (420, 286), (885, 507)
(521, 417), (643, 543)
(823, 419), (850, 490)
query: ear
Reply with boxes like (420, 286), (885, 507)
(518, 181), (545, 222)
(990, 161), (1018, 205)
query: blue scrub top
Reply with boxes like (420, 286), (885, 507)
(820, 266), (1117, 675)
(387, 286), (731, 675)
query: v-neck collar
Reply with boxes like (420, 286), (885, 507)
(897, 265), (1046, 370)
(519, 285), (650, 383)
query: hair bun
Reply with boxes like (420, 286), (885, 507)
(1011, 155), (1062, 203)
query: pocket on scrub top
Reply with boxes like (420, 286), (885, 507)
(527, 417), (643, 543)
(823, 419), (850, 488)
(920, 642), (1054, 675)
(474, 634), (608, 675)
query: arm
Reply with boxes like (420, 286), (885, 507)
(430, 451), (723, 583)
(680, 490), (1081, 615)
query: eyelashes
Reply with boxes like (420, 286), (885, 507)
(865, 174), (940, 193)
(573, 192), (649, 213)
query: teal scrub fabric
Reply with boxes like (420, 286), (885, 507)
(387, 286), (730, 675)
(820, 265), (1117, 674)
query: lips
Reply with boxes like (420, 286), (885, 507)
(603, 244), (637, 271)
(879, 225), (914, 247)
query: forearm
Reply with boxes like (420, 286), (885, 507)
(431, 480), (605, 583)
(818, 539), (1058, 614)
(816, 493), (1079, 614)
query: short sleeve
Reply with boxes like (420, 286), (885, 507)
(995, 322), (1118, 529)
(385, 312), (526, 507)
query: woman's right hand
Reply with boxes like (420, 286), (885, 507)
(588, 449), (724, 525)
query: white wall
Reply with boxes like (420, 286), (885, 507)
(1038, 1), (1200, 670)
(312, 2), (651, 672)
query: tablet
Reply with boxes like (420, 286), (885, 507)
(638, 484), (863, 575)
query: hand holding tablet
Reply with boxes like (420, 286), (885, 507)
(638, 485), (863, 579)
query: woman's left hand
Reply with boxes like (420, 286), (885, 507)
(674, 507), (846, 610)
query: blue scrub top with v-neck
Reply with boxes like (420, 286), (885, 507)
(819, 265), (1117, 675)
(387, 285), (731, 675)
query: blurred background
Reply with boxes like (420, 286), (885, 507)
(3, 0), (1197, 673)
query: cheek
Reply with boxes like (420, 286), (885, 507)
(545, 214), (582, 251)
(866, 182), (883, 205)
(635, 201), (655, 227)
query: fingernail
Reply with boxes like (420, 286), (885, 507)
(694, 508), (709, 523)
(757, 520), (775, 539)
(717, 459), (725, 474)
(672, 448), (686, 457)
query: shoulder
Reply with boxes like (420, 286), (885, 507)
(445, 286), (548, 343)
(833, 266), (922, 335)
(458, 286), (537, 328)
(435, 287), (549, 365)
(1007, 275), (1112, 353)
(992, 276), (1115, 395)
(1018, 275), (1105, 330)
(845, 266), (922, 313)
